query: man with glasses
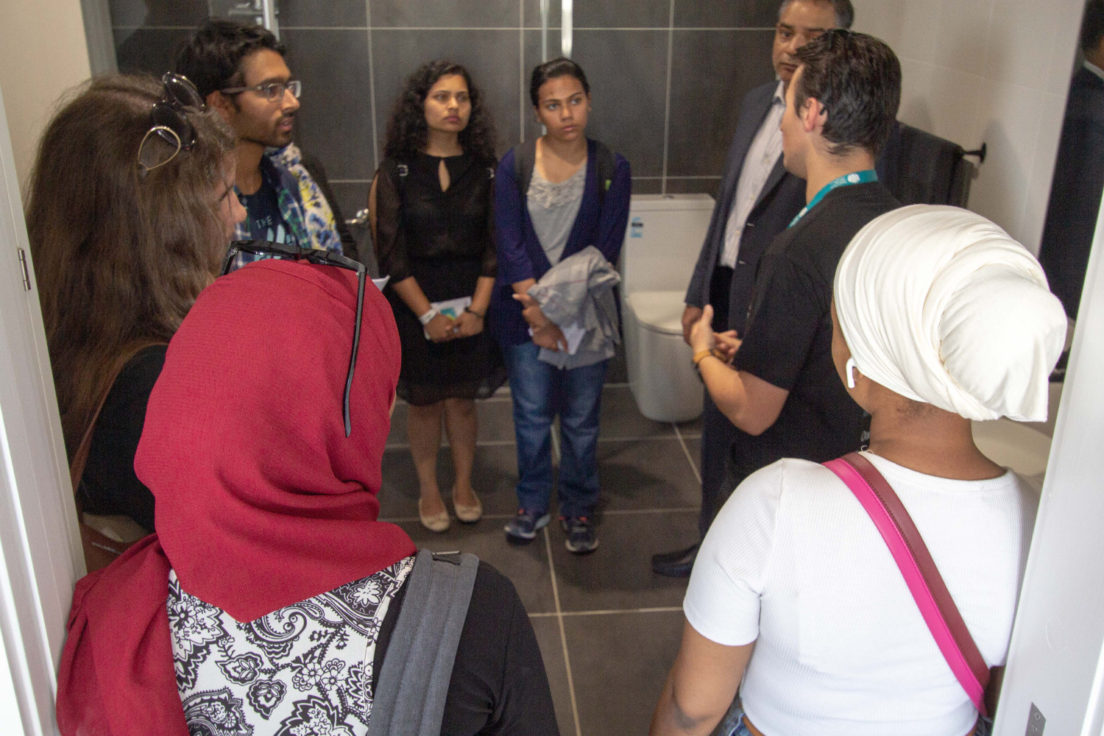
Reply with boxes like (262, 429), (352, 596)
(175, 19), (356, 262)
(653, 0), (854, 577)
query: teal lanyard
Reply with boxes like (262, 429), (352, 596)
(788, 169), (878, 228)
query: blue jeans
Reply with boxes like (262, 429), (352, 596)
(503, 341), (607, 519)
(712, 699), (989, 735)
(713, 699), (751, 736)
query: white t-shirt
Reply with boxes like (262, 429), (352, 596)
(684, 453), (1037, 736)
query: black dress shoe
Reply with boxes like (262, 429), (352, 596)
(651, 543), (699, 577)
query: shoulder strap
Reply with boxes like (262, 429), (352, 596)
(516, 138), (617, 207)
(593, 140), (616, 207)
(513, 139), (538, 200)
(368, 548), (479, 736)
(823, 452), (991, 717)
(71, 348), (159, 570)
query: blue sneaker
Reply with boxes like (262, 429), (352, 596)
(504, 509), (550, 544)
(561, 516), (599, 554)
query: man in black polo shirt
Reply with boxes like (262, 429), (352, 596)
(688, 30), (901, 511)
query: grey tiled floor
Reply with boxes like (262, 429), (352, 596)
(378, 384), (703, 735)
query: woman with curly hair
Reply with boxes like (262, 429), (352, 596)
(370, 60), (505, 532)
(25, 73), (243, 568)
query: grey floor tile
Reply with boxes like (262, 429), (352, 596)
(387, 519), (559, 616)
(550, 511), (695, 612)
(675, 413), (703, 438)
(530, 616), (573, 736)
(599, 385), (675, 440)
(386, 401), (407, 447)
(475, 397), (518, 443)
(598, 438), (701, 511)
(564, 610), (684, 735)
(385, 394), (513, 446)
(379, 444), (520, 519)
(682, 437), (702, 479)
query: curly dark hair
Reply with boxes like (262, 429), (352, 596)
(382, 60), (496, 163)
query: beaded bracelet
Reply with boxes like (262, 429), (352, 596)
(464, 306), (485, 319)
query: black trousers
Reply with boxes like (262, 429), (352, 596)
(698, 265), (738, 537)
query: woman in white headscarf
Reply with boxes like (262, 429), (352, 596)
(651, 205), (1067, 736)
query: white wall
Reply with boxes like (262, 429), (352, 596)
(0, 0), (91, 185)
(853, 0), (1086, 253)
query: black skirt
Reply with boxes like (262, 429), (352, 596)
(389, 254), (506, 406)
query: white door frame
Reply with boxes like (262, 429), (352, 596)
(0, 83), (83, 734)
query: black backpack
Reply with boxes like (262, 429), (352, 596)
(512, 137), (617, 206)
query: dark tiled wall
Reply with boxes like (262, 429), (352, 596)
(110, 0), (777, 227)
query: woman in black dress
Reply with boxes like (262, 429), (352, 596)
(371, 60), (505, 532)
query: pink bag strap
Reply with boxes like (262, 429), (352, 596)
(823, 452), (990, 716)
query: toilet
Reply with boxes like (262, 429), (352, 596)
(620, 194), (715, 422)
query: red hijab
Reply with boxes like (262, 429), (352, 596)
(56, 261), (415, 735)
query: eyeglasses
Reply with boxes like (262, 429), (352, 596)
(222, 240), (367, 437)
(219, 79), (302, 103)
(137, 72), (205, 173)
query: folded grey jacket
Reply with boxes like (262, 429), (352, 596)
(527, 245), (621, 369)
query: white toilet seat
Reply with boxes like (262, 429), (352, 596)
(624, 290), (685, 335)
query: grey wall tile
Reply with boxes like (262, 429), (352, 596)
(327, 181), (372, 261)
(575, 0), (670, 28)
(523, 0), (561, 28)
(282, 29), (374, 181)
(665, 176), (722, 194)
(571, 30), (668, 178)
(631, 178), (663, 194)
(667, 29), (774, 177)
(280, 0), (368, 28)
(371, 30), (524, 158)
(114, 27), (194, 74)
(110, 0), (207, 27)
(370, 0), (519, 27)
(675, 0), (778, 28)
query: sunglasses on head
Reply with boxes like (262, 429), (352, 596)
(222, 240), (368, 438)
(137, 72), (205, 173)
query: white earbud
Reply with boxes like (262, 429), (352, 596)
(845, 357), (857, 389)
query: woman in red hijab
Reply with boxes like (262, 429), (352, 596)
(56, 260), (558, 735)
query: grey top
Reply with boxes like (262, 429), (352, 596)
(527, 164), (585, 265)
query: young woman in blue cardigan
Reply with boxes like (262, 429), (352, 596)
(492, 58), (631, 554)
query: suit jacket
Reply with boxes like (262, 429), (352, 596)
(684, 81), (807, 335)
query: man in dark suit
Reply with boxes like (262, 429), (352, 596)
(1040, 0), (1104, 321)
(653, 0), (854, 577)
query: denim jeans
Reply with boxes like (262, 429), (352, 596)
(712, 698), (752, 736)
(711, 698), (989, 736)
(503, 341), (607, 519)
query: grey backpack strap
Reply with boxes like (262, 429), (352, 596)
(368, 548), (479, 736)
(513, 138), (538, 199)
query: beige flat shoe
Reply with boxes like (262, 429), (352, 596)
(418, 498), (450, 533)
(453, 488), (483, 524)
